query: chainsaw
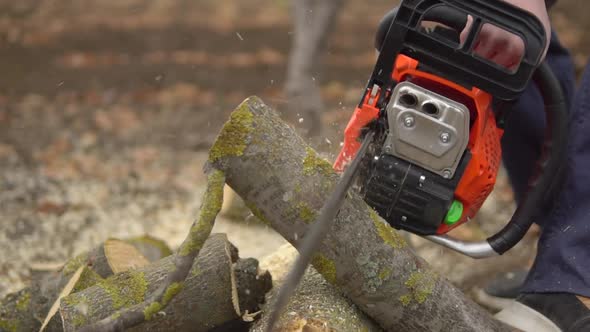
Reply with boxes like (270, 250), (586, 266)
(266, 0), (568, 328)
(330, 0), (568, 258)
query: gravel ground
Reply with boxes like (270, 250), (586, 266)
(0, 144), (287, 297)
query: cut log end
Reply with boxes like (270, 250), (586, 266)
(0, 236), (172, 332)
(58, 234), (272, 332)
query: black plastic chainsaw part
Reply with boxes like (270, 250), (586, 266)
(369, 0), (548, 104)
(487, 62), (568, 254)
(359, 151), (471, 235)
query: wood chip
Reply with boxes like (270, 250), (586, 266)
(39, 265), (84, 332)
(104, 238), (150, 273)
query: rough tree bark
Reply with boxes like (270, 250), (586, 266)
(0, 236), (172, 332)
(59, 234), (272, 332)
(207, 96), (511, 332)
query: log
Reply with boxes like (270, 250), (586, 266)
(0, 237), (171, 332)
(207, 96), (510, 331)
(251, 243), (383, 331)
(76, 168), (228, 332)
(59, 234), (272, 332)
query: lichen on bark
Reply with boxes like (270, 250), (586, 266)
(370, 209), (407, 249)
(379, 267), (392, 281)
(399, 270), (437, 306)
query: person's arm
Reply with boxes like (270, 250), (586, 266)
(461, 0), (552, 69)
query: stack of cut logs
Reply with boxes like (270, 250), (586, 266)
(1, 97), (524, 332)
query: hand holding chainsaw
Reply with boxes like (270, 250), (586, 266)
(462, 0), (551, 69)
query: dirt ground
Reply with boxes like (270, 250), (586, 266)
(0, 0), (588, 301)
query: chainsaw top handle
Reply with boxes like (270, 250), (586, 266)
(370, 0), (548, 104)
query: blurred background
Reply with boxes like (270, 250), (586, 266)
(0, 0), (588, 300)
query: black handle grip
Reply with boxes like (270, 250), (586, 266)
(487, 62), (569, 254)
(373, 0), (548, 101)
(376, 6), (467, 50)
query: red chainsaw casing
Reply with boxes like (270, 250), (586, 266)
(334, 55), (504, 234)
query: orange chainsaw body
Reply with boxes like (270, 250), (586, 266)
(334, 55), (504, 234)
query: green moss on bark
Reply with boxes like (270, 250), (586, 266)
(378, 267), (392, 281)
(15, 291), (30, 312)
(162, 282), (184, 306)
(0, 320), (17, 332)
(311, 254), (337, 285)
(73, 268), (104, 293)
(72, 312), (87, 328)
(98, 271), (148, 310)
(208, 101), (254, 162)
(302, 147), (334, 177)
(0, 319), (17, 332)
(399, 294), (413, 307)
(399, 271), (437, 306)
(62, 294), (82, 307)
(63, 252), (89, 275)
(179, 169), (225, 256)
(143, 302), (162, 321)
(296, 202), (316, 224)
(370, 209), (406, 249)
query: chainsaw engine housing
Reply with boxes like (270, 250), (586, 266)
(356, 55), (504, 235)
(384, 81), (470, 179)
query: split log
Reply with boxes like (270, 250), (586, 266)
(59, 234), (272, 332)
(251, 243), (383, 331)
(0, 237), (171, 332)
(207, 96), (510, 331)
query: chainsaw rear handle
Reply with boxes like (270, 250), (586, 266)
(426, 61), (569, 258)
(375, 5), (467, 50)
(371, 0), (547, 103)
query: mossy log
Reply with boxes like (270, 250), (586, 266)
(0, 237), (171, 332)
(59, 234), (272, 332)
(75, 168), (229, 332)
(208, 96), (510, 332)
(251, 243), (383, 331)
